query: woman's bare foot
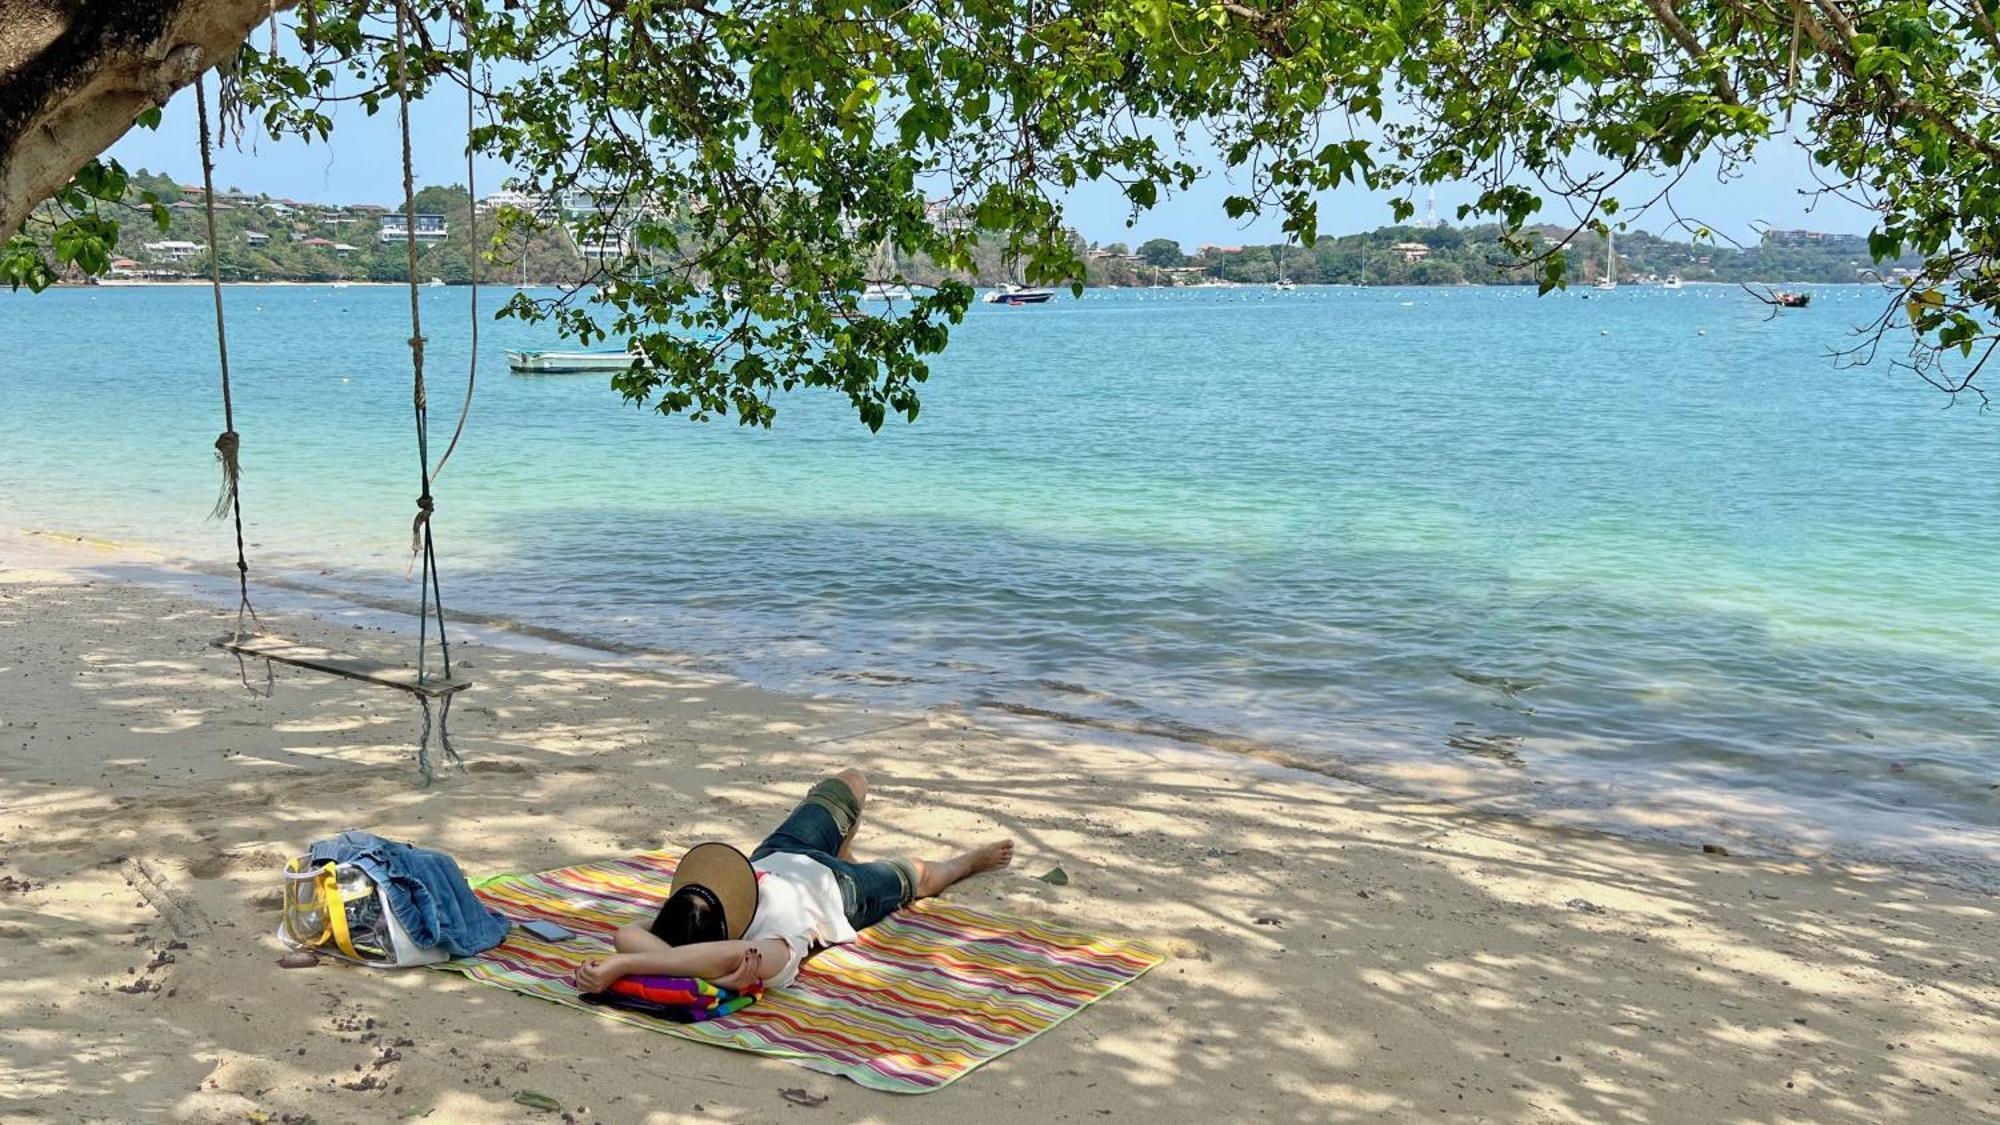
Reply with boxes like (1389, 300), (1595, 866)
(965, 838), (1014, 874)
(915, 839), (1015, 897)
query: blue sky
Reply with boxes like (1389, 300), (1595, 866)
(112, 79), (1875, 250)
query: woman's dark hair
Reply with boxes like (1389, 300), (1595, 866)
(651, 885), (728, 947)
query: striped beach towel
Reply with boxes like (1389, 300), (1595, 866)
(438, 850), (1166, 1093)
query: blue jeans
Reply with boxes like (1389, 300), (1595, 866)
(751, 778), (916, 931)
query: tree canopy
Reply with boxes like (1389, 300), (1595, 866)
(6, 0), (2000, 420)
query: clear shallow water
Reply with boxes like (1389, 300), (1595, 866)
(4, 283), (1998, 880)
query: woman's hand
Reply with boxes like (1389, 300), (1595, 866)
(709, 945), (761, 992)
(574, 954), (627, 993)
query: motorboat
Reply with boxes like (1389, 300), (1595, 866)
(1662, 275), (1683, 290)
(983, 283), (1056, 305)
(1775, 291), (1811, 308)
(506, 349), (643, 374)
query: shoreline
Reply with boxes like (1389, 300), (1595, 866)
(3, 526), (1998, 1121)
(13, 523), (1997, 900)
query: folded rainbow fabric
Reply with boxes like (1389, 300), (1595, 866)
(581, 973), (760, 1022)
(443, 850), (1166, 1093)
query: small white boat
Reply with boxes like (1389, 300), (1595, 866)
(1662, 275), (1683, 290)
(983, 283), (1055, 305)
(506, 349), (643, 374)
(1594, 230), (1618, 290)
(330, 280), (352, 289)
(862, 283), (912, 300)
(428, 277), (445, 288)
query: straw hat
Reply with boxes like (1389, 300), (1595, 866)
(668, 842), (759, 941)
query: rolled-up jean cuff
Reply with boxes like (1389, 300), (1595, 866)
(886, 857), (919, 905)
(804, 778), (861, 837)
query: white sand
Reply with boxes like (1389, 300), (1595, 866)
(1, 530), (1996, 1123)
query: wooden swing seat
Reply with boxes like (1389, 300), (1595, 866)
(215, 634), (471, 698)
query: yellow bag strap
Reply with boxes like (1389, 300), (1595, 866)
(317, 861), (361, 961)
(282, 858), (331, 947)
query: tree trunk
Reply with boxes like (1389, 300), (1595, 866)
(1, 0), (283, 238)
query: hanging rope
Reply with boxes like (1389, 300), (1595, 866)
(395, 0), (462, 784)
(427, 7), (479, 484)
(195, 77), (263, 648)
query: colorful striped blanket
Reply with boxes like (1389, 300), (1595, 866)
(439, 850), (1166, 1093)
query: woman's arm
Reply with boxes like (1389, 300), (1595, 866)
(575, 938), (790, 992)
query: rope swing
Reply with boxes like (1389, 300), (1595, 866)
(201, 3), (482, 784)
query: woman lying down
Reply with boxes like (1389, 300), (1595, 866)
(574, 770), (1014, 993)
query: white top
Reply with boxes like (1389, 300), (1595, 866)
(743, 852), (856, 988)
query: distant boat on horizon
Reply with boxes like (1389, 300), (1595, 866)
(862, 282), (913, 300)
(1775, 291), (1811, 308)
(506, 349), (642, 374)
(1273, 241), (1295, 291)
(1594, 230), (1618, 290)
(984, 283), (1055, 306)
(1662, 275), (1683, 290)
(427, 277), (445, 288)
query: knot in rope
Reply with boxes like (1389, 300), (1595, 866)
(409, 492), (436, 557)
(210, 429), (243, 521)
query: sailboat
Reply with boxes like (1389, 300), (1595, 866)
(1272, 242), (1296, 291)
(1594, 230), (1618, 290)
(861, 236), (911, 300)
(515, 257), (532, 290)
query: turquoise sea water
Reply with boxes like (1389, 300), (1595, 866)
(3, 283), (1997, 879)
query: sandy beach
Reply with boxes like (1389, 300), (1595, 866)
(2, 528), (1996, 1124)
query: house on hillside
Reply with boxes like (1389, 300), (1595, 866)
(574, 227), (632, 259)
(143, 240), (204, 261)
(381, 213), (448, 243)
(1391, 241), (1432, 262)
(478, 188), (554, 217)
(242, 231), (269, 246)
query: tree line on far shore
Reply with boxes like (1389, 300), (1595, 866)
(112, 170), (1905, 290)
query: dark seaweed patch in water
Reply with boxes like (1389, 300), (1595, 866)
(1448, 667), (1544, 697)
(1446, 725), (1527, 767)
(825, 668), (922, 685)
(1449, 667), (1543, 716)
